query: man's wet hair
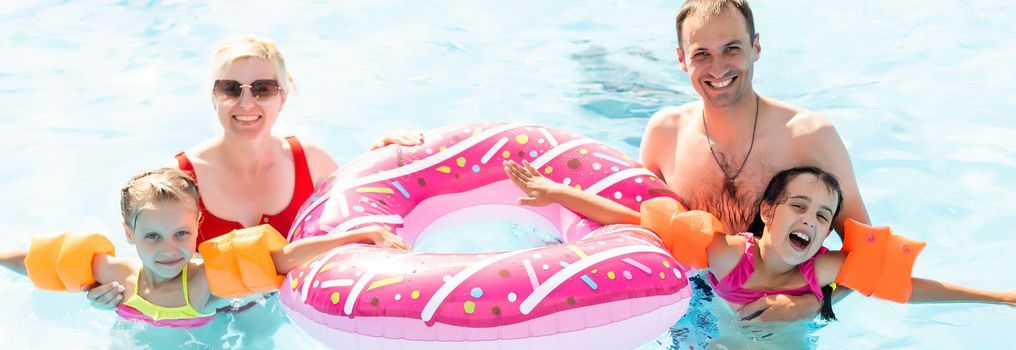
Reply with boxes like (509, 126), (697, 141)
(675, 0), (756, 48)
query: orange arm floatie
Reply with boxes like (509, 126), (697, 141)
(25, 232), (115, 291)
(835, 219), (926, 303)
(198, 225), (289, 298)
(640, 197), (723, 269)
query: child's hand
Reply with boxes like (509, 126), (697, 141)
(370, 130), (424, 150)
(84, 281), (125, 310)
(504, 160), (563, 207)
(365, 227), (411, 250)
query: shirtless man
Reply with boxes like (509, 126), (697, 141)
(645, 0), (870, 322)
(506, 0), (869, 322)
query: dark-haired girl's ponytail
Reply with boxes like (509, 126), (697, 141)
(819, 284), (837, 321)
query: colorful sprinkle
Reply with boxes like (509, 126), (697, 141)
(592, 163), (602, 171)
(567, 159), (581, 169)
(563, 177), (571, 185)
(330, 292), (340, 304)
(574, 184), (582, 190)
(566, 245), (588, 259)
(610, 166), (620, 172)
(635, 177), (644, 184)
(439, 146), (447, 152)
(507, 292), (518, 302)
(499, 269), (511, 277)
(471, 164), (480, 173)
(352, 205), (365, 212)
(579, 149), (588, 155)
(491, 306), (502, 315)
(613, 191), (622, 200)
(580, 275), (598, 290)
(529, 150), (538, 158)
(369, 297), (379, 306)
(673, 268), (682, 279)
(516, 134), (529, 144)
(623, 270), (633, 280)
(417, 177), (426, 186)
(464, 301), (476, 314)
(542, 264), (550, 270)
(543, 166), (553, 174)
(319, 262), (339, 273)
(502, 150), (511, 158)
(456, 156), (467, 167)
(411, 290), (421, 299)
(395, 293), (402, 301)
(471, 287), (484, 298)
(636, 195), (643, 202)
(659, 272), (666, 279)
(607, 271), (616, 280)
(663, 261), (671, 268)
(436, 166), (451, 174)
(290, 277), (299, 290)
(356, 187), (394, 194)
(592, 152), (630, 166)
(567, 296), (576, 305)
(367, 276), (404, 290)
(392, 181), (410, 198)
(622, 258), (652, 274)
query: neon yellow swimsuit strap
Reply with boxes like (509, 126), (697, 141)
(181, 263), (194, 309)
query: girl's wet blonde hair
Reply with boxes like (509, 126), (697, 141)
(120, 168), (200, 231)
(208, 35), (294, 98)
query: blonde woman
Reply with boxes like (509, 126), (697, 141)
(86, 36), (420, 309)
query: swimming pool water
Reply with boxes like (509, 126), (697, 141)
(1, 1), (1013, 349)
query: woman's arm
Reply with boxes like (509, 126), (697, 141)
(504, 160), (640, 225)
(270, 226), (409, 275)
(370, 130), (424, 151)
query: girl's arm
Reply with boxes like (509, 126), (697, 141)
(1, 249), (131, 291)
(909, 278), (1015, 305)
(270, 226), (409, 275)
(0, 250), (27, 275)
(504, 160), (640, 225)
(816, 252), (1014, 306)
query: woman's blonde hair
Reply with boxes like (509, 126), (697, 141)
(208, 35), (294, 97)
(120, 168), (200, 231)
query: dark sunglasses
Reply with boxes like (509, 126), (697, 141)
(213, 79), (282, 102)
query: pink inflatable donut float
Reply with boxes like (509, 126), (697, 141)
(280, 122), (693, 349)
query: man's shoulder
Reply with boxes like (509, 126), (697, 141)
(765, 99), (837, 139)
(648, 101), (700, 130)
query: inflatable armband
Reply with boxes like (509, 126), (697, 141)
(25, 232), (115, 291)
(835, 219), (926, 303)
(199, 224), (288, 298)
(640, 197), (722, 269)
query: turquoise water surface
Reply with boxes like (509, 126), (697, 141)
(1, 1), (1013, 349)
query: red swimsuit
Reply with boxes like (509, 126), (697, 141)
(176, 136), (315, 244)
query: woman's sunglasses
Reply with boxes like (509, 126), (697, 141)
(213, 79), (281, 103)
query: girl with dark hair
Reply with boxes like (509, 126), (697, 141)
(642, 166), (1015, 322)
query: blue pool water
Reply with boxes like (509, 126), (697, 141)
(1, 1), (1013, 349)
